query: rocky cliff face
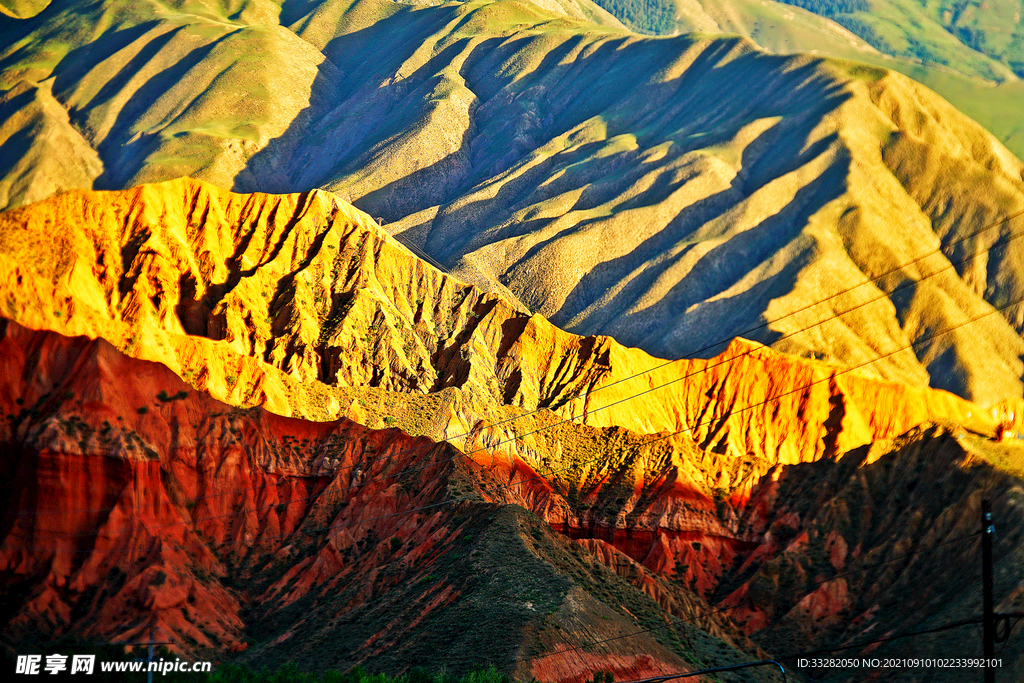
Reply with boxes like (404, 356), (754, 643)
(0, 318), (770, 681)
(4, 317), (1024, 682)
(722, 426), (1024, 660)
(0, 179), (999, 466)
(0, 317), (454, 654)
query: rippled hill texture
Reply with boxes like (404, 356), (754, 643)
(2, 181), (1024, 682)
(2, 0), (1024, 408)
(652, 0), (1024, 159)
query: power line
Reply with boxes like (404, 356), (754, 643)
(391, 232), (451, 274)
(618, 659), (786, 683)
(11, 287), (1024, 553)
(4, 197), (1021, 665)
(510, 604), (737, 667)
(441, 500), (1005, 676)
(563, 591), (986, 681)
(12, 220), (1024, 531)
(10, 208), (1024, 525)
(604, 618), (983, 683)
(496, 533), (981, 668)
(7, 227), (1022, 675)
(311, 283), (1024, 540)
(687, 206), (1024, 361)
(776, 617), (981, 661)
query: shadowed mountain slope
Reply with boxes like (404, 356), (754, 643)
(0, 179), (1004, 472)
(589, 0), (1024, 157)
(6, 317), (1024, 681)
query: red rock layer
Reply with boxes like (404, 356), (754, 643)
(0, 318), (463, 655)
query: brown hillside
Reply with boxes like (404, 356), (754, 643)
(3, 316), (1024, 680)
(0, 318), (775, 681)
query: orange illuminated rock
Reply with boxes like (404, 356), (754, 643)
(0, 318), (469, 657)
(0, 178), (996, 479)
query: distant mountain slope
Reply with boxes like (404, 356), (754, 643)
(661, 0), (1024, 158)
(773, 0), (1024, 79)
(1, 0), (1024, 406)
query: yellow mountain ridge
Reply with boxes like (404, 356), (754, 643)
(0, 178), (1004, 483)
(3, 179), (1024, 679)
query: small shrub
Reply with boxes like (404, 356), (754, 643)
(157, 390), (189, 402)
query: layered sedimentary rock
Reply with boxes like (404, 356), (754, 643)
(0, 317), (452, 653)
(0, 179), (999, 464)
(0, 319), (764, 681)
(4, 317), (1024, 682)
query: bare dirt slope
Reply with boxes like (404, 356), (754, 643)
(0, 179), (1000, 476)
(1, 264), (1023, 682)
(0, 318), (772, 682)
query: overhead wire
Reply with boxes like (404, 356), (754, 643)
(391, 233), (451, 275)
(775, 616), (982, 661)
(6, 211), (1023, 674)
(609, 618), (984, 683)
(618, 659), (787, 683)
(10, 208), (1024, 526)
(493, 532), (981, 669)
(522, 533), (989, 679)
(193, 286), (1024, 546)
(269, 205), (1024, 480)
(11, 284), (1024, 552)
(14, 293), (999, 669)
